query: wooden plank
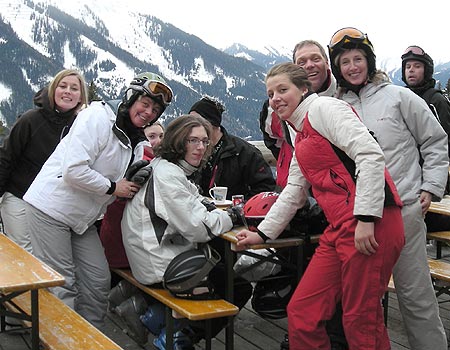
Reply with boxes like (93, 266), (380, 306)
(7, 289), (123, 350)
(429, 196), (450, 216)
(0, 234), (64, 293)
(111, 269), (238, 321)
(427, 231), (450, 243)
(428, 258), (450, 283)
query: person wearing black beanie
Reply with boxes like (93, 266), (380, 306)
(189, 97), (224, 127)
(188, 95), (275, 202)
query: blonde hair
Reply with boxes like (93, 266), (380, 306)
(48, 69), (88, 111)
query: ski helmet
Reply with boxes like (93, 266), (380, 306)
(243, 191), (280, 231)
(401, 45), (434, 85)
(328, 27), (376, 87)
(251, 271), (297, 319)
(122, 72), (173, 115)
(163, 244), (221, 300)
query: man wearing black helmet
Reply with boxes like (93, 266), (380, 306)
(23, 71), (173, 330)
(402, 46), (450, 233)
(402, 46), (450, 144)
(328, 27), (448, 350)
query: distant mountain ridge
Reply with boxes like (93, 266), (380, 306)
(0, 0), (449, 142)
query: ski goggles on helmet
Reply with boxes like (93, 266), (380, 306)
(328, 27), (370, 55)
(142, 80), (173, 106)
(402, 45), (426, 57)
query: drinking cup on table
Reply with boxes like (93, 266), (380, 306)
(209, 186), (228, 204)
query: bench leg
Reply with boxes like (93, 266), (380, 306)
(30, 289), (39, 350)
(205, 319), (212, 350)
(436, 241), (442, 259)
(165, 306), (174, 349)
(224, 243), (234, 350)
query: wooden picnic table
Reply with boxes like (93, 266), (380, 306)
(429, 195), (450, 216)
(0, 233), (65, 350)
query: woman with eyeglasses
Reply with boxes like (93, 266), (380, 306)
(237, 62), (404, 349)
(121, 114), (252, 349)
(23, 71), (173, 330)
(0, 69), (88, 254)
(329, 27), (449, 349)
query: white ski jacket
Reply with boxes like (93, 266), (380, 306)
(24, 101), (139, 234)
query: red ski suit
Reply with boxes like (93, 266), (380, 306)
(287, 115), (405, 350)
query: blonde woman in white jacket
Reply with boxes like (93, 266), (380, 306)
(23, 72), (173, 329)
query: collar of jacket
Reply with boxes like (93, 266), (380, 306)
(111, 122), (131, 148)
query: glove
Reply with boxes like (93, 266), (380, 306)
(129, 168), (151, 186)
(126, 162), (151, 186)
(125, 160), (150, 182)
(201, 198), (217, 212)
(227, 206), (246, 226)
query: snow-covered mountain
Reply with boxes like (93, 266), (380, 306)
(0, 0), (268, 139)
(1, 0), (449, 142)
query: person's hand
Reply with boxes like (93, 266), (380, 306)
(114, 178), (141, 199)
(236, 229), (264, 248)
(354, 221), (378, 256)
(420, 190), (433, 215)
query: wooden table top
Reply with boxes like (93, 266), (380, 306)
(429, 196), (450, 216)
(221, 226), (320, 251)
(0, 234), (65, 293)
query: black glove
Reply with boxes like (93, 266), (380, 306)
(125, 160), (150, 184)
(226, 206), (246, 226)
(130, 168), (151, 186)
(201, 198), (217, 212)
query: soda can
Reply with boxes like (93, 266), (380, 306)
(232, 195), (244, 207)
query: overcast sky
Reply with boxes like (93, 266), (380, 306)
(128, 0), (450, 64)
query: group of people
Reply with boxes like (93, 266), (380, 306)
(0, 65), (274, 347)
(1, 25), (450, 350)
(239, 27), (450, 350)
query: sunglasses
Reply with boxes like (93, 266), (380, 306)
(329, 27), (366, 49)
(402, 46), (426, 56)
(142, 80), (173, 106)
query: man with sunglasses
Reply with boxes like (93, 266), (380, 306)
(328, 27), (448, 350)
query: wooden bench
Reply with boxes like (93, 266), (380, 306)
(111, 268), (238, 350)
(4, 288), (122, 350)
(383, 258), (450, 324)
(426, 231), (450, 259)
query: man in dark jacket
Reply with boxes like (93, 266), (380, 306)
(402, 45), (450, 231)
(402, 45), (450, 150)
(189, 96), (275, 200)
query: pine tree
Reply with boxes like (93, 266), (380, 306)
(88, 81), (100, 103)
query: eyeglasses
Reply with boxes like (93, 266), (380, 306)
(402, 46), (425, 56)
(186, 138), (210, 146)
(328, 27), (369, 54)
(142, 80), (173, 106)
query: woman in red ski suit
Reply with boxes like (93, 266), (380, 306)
(237, 62), (405, 349)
